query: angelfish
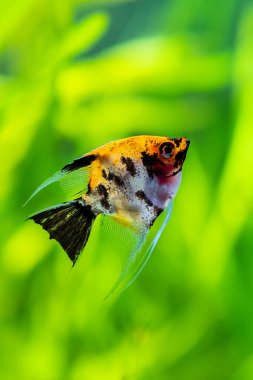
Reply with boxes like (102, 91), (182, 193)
(26, 136), (190, 295)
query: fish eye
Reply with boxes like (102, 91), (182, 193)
(159, 142), (174, 158)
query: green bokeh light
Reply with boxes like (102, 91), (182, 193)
(1, 0), (253, 379)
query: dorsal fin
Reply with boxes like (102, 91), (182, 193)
(24, 154), (97, 206)
(62, 154), (97, 172)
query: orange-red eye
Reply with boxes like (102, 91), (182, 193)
(159, 142), (174, 158)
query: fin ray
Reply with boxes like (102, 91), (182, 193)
(24, 154), (96, 206)
(104, 201), (173, 299)
(28, 199), (96, 264)
(119, 201), (173, 291)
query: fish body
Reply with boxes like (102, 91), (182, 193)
(83, 136), (187, 228)
(27, 135), (190, 295)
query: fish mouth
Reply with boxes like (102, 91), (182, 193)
(171, 167), (182, 177)
(165, 167), (182, 178)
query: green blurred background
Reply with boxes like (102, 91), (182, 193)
(1, 0), (253, 379)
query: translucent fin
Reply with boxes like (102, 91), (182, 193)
(24, 154), (96, 206)
(104, 201), (173, 299)
(58, 168), (90, 198)
(120, 201), (173, 292)
(24, 170), (67, 206)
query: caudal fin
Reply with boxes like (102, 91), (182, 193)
(28, 199), (96, 264)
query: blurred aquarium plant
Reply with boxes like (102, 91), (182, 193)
(1, 0), (253, 379)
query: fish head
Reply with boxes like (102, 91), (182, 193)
(142, 137), (190, 203)
(147, 137), (190, 179)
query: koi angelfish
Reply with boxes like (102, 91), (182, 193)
(26, 136), (190, 296)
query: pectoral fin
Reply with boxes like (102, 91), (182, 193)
(103, 200), (173, 299)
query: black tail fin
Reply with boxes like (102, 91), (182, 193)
(28, 199), (96, 265)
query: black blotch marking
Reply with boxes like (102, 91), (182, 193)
(141, 152), (159, 177)
(108, 172), (124, 187)
(62, 154), (97, 173)
(102, 169), (107, 179)
(174, 150), (187, 168)
(121, 156), (137, 177)
(136, 190), (153, 207)
(97, 184), (108, 197)
(96, 184), (110, 210)
(86, 182), (92, 195)
(172, 138), (182, 147)
(135, 190), (163, 216)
